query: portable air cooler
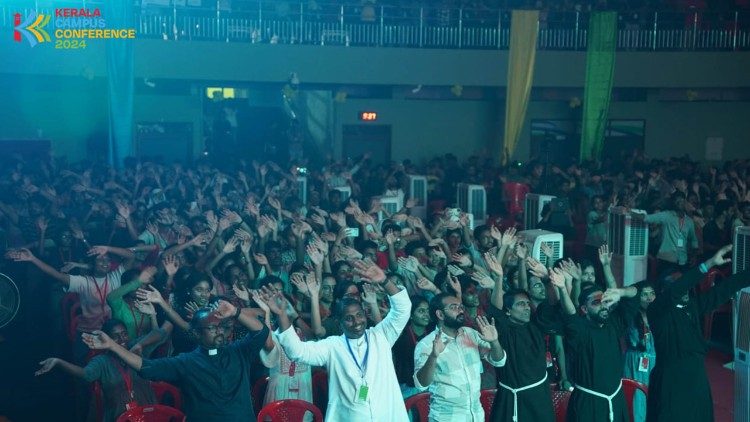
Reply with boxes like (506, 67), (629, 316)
(607, 207), (649, 287)
(457, 184), (486, 226)
(733, 226), (750, 422)
(524, 194), (556, 230)
(407, 175), (428, 220)
(375, 196), (403, 222)
(518, 229), (564, 268)
(334, 186), (351, 203)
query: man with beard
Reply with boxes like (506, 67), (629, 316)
(414, 293), (506, 421)
(486, 258), (558, 422)
(82, 299), (269, 421)
(646, 245), (749, 421)
(551, 269), (638, 422)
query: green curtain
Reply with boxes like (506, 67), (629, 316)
(105, 0), (135, 167)
(503, 10), (539, 165)
(580, 11), (617, 162)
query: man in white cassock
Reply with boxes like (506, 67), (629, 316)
(264, 260), (411, 421)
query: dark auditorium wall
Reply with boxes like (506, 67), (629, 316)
(334, 99), (501, 163)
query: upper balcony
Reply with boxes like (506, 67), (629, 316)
(3, 0), (750, 51)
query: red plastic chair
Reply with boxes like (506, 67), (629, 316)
(480, 389), (496, 422)
(503, 183), (530, 219)
(116, 404), (185, 422)
(552, 389), (571, 422)
(311, 370), (328, 415)
(622, 378), (648, 422)
(252, 376), (269, 415)
(151, 382), (182, 411)
(404, 392), (431, 422)
(256, 399), (323, 422)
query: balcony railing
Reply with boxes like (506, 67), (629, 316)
(3, 1), (749, 51)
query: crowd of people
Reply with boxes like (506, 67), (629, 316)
(1, 149), (749, 421)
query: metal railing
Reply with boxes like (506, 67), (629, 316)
(3, 1), (749, 51)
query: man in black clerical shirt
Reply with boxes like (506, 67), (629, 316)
(83, 300), (270, 421)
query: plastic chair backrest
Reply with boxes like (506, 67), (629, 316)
(116, 404), (185, 422)
(480, 389), (496, 422)
(151, 382), (182, 410)
(404, 392), (430, 422)
(698, 268), (722, 293)
(256, 399), (323, 422)
(552, 389), (571, 422)
(622, 378), (648, 422)
(61, 293), (80, 342)
(251, 376), (269, 415)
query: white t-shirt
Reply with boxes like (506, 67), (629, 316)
(67, 266), (124, 332)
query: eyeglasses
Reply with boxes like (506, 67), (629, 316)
(200, 323), (233, 334)
(443, 304), (464, 312)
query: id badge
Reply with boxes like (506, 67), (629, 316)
(677, 237), (685, 248)
(638, 356), (650, 372)
(546, 351), (553, 368)
(355, 384), (369, 403)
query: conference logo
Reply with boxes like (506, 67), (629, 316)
(13, 8), (136, 49)
(13, 12), (51, 47)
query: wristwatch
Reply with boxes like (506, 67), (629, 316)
(233, 307), (242, 319)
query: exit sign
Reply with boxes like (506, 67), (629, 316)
(359, 111), (378, 121)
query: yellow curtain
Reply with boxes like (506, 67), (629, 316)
(503, 10), (539, 164)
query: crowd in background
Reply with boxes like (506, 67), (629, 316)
(0, 148), (749, 421)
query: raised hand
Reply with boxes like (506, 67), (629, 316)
(447, 264), (465, 277)
(306, 244), (324, 267)
(36, 217), (48, 233)
(223, 236), (240, 254)
(451, 252), (472, 267)
(490, 225), (502, 241)
(549, 268), (567, 290)
(476, 316), (498, 342)
(136, 285), (164, 305)
(407, 216), (424, 229)
(254, 253), (269, 266)
(447, 275), (462, 296)
(352, 260), (387, 284)
(431, 333), (446, 357)
(598, 244), (613, 266)
(250, 290), (270, 314)
(233, 284), (250, 302)
(708, 244), (733, 267)
(602, 288), (623, 308)
(163, 254), (180, 277)
(134, 300), (156, 316)
(268, 197), (282, 211)
(212, 299), (237, 320)
(500, 227), (518, 247)
(35, 358), (59, 376)
(291, 273), (311, 297)
(184, 301), (200, 319)
(471, 268), (495, 289)
(82, 331), (114, 350)
(87, 246), (109, 257)
(305, 273), (321, 300)
(484, 252), (503, 277)
(259, 286), (287, 315)
(361, 283), (378, 304)
(398, 256), (419, 274)
(526, 257), (549, 279)
(5, 248), (34, 262)
(416, 277), (439, 293)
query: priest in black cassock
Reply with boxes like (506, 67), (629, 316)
(552, 267), (638, 422)
(487, 283), (557, 422)
(646, 245), (747, 422)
